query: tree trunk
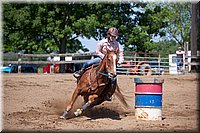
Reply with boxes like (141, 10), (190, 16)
(59, 36), (67, 73)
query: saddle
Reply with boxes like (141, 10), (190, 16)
(89, 64), (110, 91)
(77, 64), (109, 91)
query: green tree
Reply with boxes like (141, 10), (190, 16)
(154, 40), (178, 57)
(123, 3), (168, 52)
(3, 2), (169, 54)
(4, 3), (142, 72)
(148, 2), (191, 47)
(3, 3), (97, 54)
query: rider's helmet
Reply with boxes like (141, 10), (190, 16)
(107, 27), (119, 37)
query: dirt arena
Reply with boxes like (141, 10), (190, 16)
(1, 73), (199, 132)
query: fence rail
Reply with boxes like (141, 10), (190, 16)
(2, 52), (200, 74)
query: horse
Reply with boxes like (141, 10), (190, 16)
(60, 48), (129, 119)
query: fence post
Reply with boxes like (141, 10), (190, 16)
(158, 53), (161, 74)
(50, 53), (54, 74)
(18, 52), (22, 73)
(134, 52), (137, 62)
(184, 42), (189, 72)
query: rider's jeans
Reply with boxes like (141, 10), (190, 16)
(82, 57), (102, 69)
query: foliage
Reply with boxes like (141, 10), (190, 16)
(123, 3), (169, 52)
(147, 2), (191, 47)
(3, 2), (191, 55)
(153, 40), (179, 58)
(3, 2), (169, 54)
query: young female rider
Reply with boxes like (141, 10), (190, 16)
(73, 27), (124, 78)
(73, 27), (124, 100)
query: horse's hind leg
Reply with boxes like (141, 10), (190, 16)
(74, 94), (98, 116)
(60, 89), (79, 119)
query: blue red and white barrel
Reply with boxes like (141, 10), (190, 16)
(133, 77), (164, 120)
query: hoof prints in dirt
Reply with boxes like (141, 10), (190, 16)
(3, 74), (198, 131)
(6, 109), (50, 120)
(4, 108), (61, 130)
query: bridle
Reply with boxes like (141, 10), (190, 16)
(97, 52), (118, 78)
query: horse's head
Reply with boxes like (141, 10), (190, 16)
(104, 47), (119, 78)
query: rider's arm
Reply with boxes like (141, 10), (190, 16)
(96, 41), (105, 59)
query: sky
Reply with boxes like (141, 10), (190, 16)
(79, 37), (98, 52)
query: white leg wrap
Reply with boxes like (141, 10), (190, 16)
(60, 110), (68, 119)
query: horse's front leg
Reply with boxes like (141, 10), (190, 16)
(60, 89), (79, 119)
(74, 94), (98, 116)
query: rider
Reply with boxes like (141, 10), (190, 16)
(73, 27), (124, 78)
(73, 27), (124, 100)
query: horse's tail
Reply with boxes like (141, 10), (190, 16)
(114, 84), (130, 109)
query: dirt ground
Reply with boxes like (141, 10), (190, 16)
(1, 73), (199, 132)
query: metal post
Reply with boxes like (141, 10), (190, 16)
(158, 53), (161, 74)
(50, 53), (54, 74)
(17, 53), (22, 73)
(184, 42), (189, 72)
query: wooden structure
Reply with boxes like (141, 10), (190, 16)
(2, 51), (199, 74)
(191, 2), (200, 72)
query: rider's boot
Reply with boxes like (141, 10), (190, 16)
(73, 68), (84, 78)
(105, 95), (112, 101)
(104, 92), (112, 101)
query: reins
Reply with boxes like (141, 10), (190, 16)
(97, 71), (109, 77)
(96, 54), (110, 77)
(96, 51), (117, 78)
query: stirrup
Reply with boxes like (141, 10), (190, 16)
(73, 72), (81, 78)
(73, 69), (83, 78)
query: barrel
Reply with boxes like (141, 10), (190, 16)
(134, 77), (164, 120)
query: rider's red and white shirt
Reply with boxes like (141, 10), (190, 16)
(96, 38), (124, 64)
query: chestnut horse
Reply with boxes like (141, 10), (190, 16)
(60, 48), (129, 119)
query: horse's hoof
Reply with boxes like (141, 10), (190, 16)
(59, 115), (66, 119)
